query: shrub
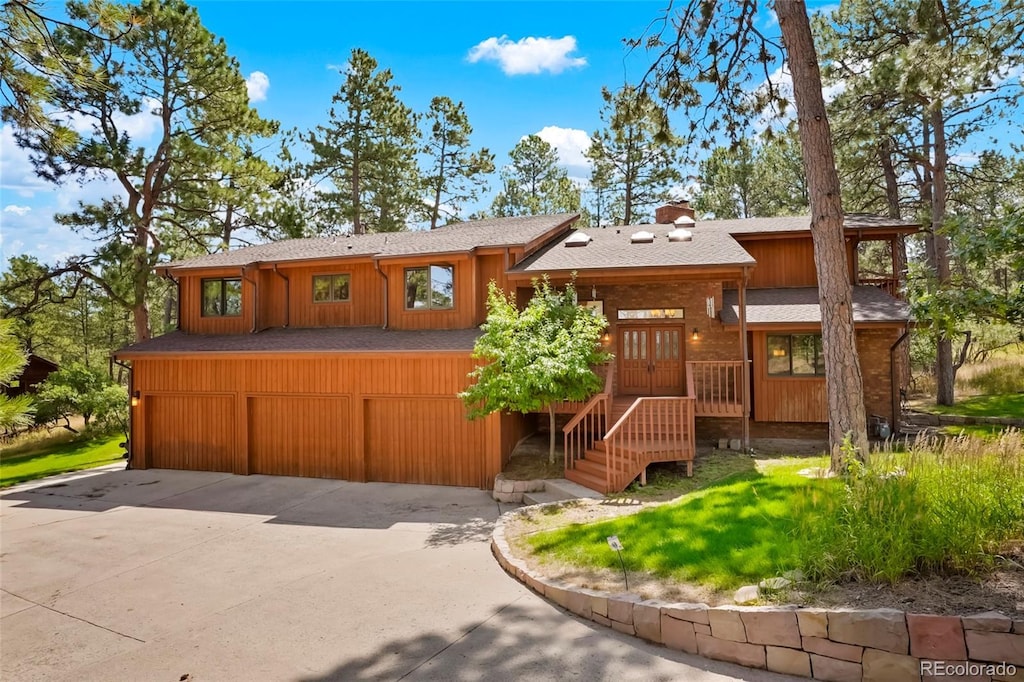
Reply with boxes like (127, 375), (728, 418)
(795, 430), (1024, 584)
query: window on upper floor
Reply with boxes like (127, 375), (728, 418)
(767, 334), (825, 376)
(404, 265), (454, 310)
(201, 278), (242, 317)
(312, 274), (350, 303)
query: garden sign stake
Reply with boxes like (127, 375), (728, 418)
(607, 535), (628, 590)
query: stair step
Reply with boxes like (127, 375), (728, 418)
(574, 458), (607, 479)
(522, 490), (570, 505)
(583, 449), (608, 465)
(564, 467), (610, 494)
(592, 440), (606, 452)
(544, 478), (604, 500)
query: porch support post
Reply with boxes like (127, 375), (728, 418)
(739, 268), (750, 451)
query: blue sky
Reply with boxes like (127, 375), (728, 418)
(1, 0), (1016, 267)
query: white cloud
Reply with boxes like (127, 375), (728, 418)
(532, 126), (592, 179)
(467, 35), (587, 75)
(4, 205), (31, 216)
(245, 71), (270, 103)
(750, 66), (846, 132)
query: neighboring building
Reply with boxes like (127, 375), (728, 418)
(2, 354), (59, 398)
(117, 205), (916, 492)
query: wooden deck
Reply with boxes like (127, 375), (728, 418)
(563, 361), (746, 493)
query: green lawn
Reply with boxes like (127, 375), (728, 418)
(0, 434), (125, 488)
(526, 458), (833, 590)
(923, 393), (1024, 418)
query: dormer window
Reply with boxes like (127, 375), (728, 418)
(201, 278), (242, 317)
(313, 274), (351, 303)
(405, 265), (454, 310)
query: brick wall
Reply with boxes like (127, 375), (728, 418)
(857, 328), (899, 427)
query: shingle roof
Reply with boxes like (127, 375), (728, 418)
(116, 327), (481, 356)
(162, 214), (578, 271)
(696, 214), (919, 235)
(720, 286), (912, 326)
(509, 224), (756, 274)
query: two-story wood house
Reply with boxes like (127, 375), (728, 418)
(117, 204), (916, 492)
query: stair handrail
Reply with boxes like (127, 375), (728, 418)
(603, 396), (696, 492)
(561, 364), (613, 472)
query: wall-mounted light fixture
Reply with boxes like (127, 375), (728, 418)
(691, 327), (700, 341)
(131, 390), (141, 408)
(591, 285), (598, 300)
(601, 331), (611, 344)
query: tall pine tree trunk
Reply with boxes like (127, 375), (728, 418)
(777, 0), (869, 468)
(930, 107), (955, 405)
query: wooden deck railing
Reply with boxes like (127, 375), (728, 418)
(860, 277), (901, 299)
(686, 361), (745, 417)
(603, 397), (695, 492)
(562, 364), (613, 471)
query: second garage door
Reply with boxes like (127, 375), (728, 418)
(364, 398), (487, 487)
(248, 396), (355, 479)
(146, 394), (235, 472)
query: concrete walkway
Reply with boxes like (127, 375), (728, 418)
(1, 468), (797, 681)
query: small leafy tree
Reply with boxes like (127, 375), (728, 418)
(461, 278), (611, 464)
(0, 320), (35, 432)
(36, 363), (126, 432)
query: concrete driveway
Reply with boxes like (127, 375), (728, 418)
(1, 468), (796, 682)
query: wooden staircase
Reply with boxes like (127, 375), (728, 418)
(564, 394), (696, 494)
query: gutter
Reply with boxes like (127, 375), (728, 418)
(272, 264), (290, 328)
(374, 259), (389, 329)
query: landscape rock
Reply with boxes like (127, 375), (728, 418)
(965, 630), (1024, 666)
(862, 649), (921, 682)
(696, 634), (766, 669)
(733, 585), (760, 605)
(662, 602), (709, 624)
(766, 646), (811, 678)
(963, 611), (1013, 633)
(828, 608), (909, 654)
(797, 609), (829, 639)
(758, 577), (792, 593)
(708, 607), (748, 642)
(741, 608), (801, 648)
(908, 613), (967, 660)
(810, 654), (862, 682)
(801, 636), (863, 663)
(662, 615), (698, 654)
(633, 600), (662, 643)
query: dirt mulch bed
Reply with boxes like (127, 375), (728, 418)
(503, 498), (1024, 617)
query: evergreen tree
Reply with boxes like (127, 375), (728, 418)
(300, 48), (421, 234)
(586, 85), (683, 225)
(491, 135), (581, 216)
(421, 96), (495, 229)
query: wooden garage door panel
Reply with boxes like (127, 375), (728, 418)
(248, 396), (353, 479)
(365, 398), (485, 487)
(147, 395), (234, 472)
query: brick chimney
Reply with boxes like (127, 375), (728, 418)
(655, 200), (696, 224)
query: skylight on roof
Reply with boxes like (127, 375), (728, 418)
(668, 228), (693, 242)
(564, 232), (592, 247)
(630, 230), (655, 244)
(674, 215), (696, 226)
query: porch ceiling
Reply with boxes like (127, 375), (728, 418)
(720, 286), (912, 326)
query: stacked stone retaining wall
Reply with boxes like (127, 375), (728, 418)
(492, 508), (1024, 681)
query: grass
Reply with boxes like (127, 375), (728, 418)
(941, 424), (1011, 439)
(920, 393), (1024, 418)
(795, 431), (1024, 584)
(0, 433), (125, 488)
(609, 449), (763, 501)
(526, 458), (833, 590)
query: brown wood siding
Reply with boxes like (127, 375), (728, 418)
(475, 254), (507, 325)
(145, 394), (235, 471)
(752, 330), (828, 423)
(364, 398), (486, 486)
(276, 262), (383, 328)
(131, 354), (506, 488)
(248, 396), (355, 478)
(383, 259), (476, 330)
(740, 237), (819, 288)
(258, 269), (286, 330)
(180, 269), (252, 335)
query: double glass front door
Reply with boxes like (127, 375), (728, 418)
(618, 325), (685, 395)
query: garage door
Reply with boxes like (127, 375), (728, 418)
(146, 394), (235, 472)
(248, 396), (354, 479)
(364, 398), (486, 487)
